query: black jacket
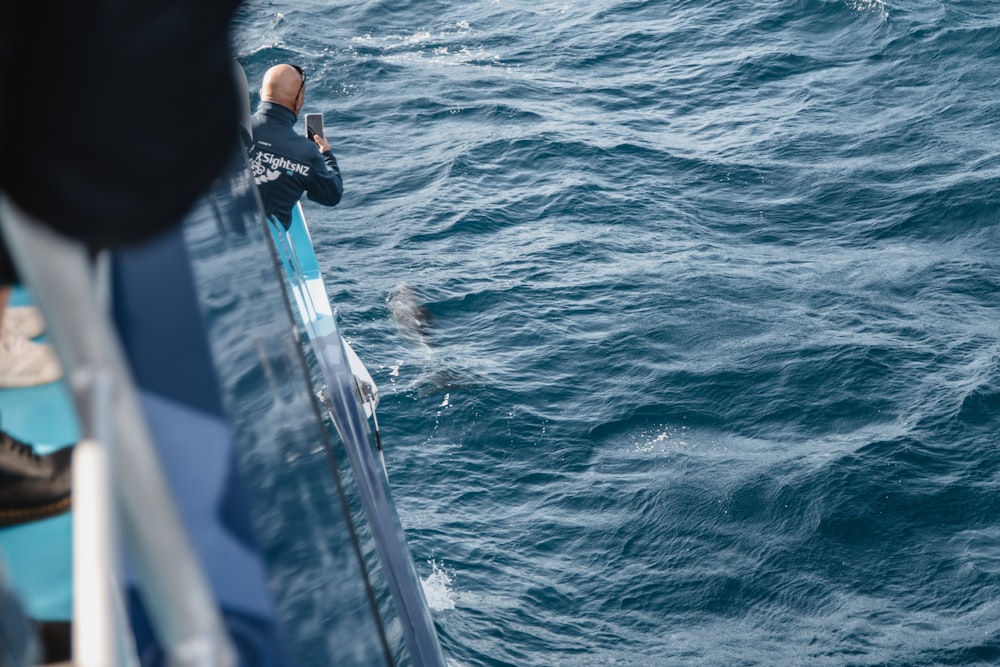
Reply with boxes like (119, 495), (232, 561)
(249, 102), (343, 227)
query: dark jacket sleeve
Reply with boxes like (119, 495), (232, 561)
(305, 150), (343, 207)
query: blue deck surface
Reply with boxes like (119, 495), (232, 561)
(0, 288), (77, 622)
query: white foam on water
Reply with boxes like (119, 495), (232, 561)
(421, 560), (456, 612)
(847, 0), (888, 21)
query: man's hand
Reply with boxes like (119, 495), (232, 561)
(313, 134), (332, 153)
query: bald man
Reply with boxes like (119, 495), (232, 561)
(249, 64), (343, 228)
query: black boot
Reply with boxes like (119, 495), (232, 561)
(0, 431), (72, 528)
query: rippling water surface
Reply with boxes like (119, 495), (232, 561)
(235, 1), (1000, 664)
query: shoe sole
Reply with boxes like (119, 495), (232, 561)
(0, 496), (71, 528)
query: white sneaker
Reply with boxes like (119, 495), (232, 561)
(0, 328), (62, 388)
(3, 306), (45, 339)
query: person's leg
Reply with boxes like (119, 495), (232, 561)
(0, 564), (41, 667)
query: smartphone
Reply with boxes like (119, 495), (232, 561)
(305, 113), (324, 141)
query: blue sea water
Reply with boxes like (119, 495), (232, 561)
(234, 1), (1000, 664)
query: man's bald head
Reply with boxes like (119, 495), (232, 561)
(260, 64), (306, 115)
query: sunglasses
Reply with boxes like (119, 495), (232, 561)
(292, 64), (306, 99)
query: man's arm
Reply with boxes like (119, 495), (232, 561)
(305, 134), (344, 207)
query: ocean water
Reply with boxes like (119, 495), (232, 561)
(234, 1), (1000, 664)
